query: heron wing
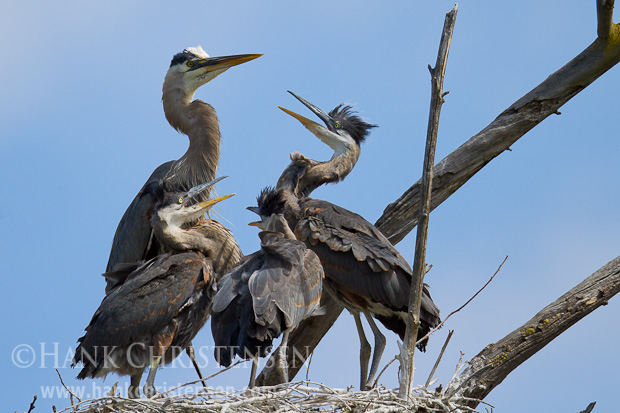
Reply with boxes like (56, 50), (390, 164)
(300, 199), (412, 274)
(249, 232), (324, 331)
(295, 200), (414, 310)
(211, 253), (268, 366)
(211, 234), (323, 367)
(105, 161), (174, 273)
(102, 257), (162, 294)
(78, 252), (209, 352)
(211, 251), (260, 314)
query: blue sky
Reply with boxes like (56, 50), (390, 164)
(2, 1), (619, 411)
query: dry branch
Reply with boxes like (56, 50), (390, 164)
(425, 330), (454, 388)
(443, 255), (620, 408)
(399, 4), (457, 400)
(259, 1), (620, 387)
(376, 3), (620, 245)
(27, 395), (37, 413)
(416, 256), (508, 350)
(581, 401), (597, 413)
(597, 0), (614, 38)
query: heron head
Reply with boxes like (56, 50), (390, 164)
(166, 46), (262, 94)
(155, 176), (234, 227)
(278, 91), (377, 156)
(247, 186), (286, 230)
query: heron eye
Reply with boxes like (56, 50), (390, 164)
(178, 197), (184, 204)
(187, 61), (194, 67)
(334, 122), (341, 129)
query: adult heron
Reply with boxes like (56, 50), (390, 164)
(74, 178), (242, 398)
(106, 46), (261, 279)
(210, 210), (324, 388)
(253, 94), (441, 390)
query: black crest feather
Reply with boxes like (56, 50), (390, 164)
(256, 187), (286, 217)
(170, 49), (199, 67)
(328, 104), (377, 144)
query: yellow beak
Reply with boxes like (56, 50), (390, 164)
(195, 193), (235, 209)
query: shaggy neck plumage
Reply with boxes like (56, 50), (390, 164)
(152, 215), (242, 278)
(276, 142), (361, 200)
(297, 145), (361, 197)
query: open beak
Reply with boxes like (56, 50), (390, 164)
(278, 105), (329, 138)
(287, 91), (334, 128)
(194, 193), (236, 210)
(246, 206), (260, 215)
(192, 54), (262, 71)
(246, 206), (265, 229)
(278, 91), (348, 153)
(185, 176), (228, 202)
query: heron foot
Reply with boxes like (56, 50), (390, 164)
(290, 151), (307, 162)
(143, 383), (157, 398)
(129, 374), (141, 398)
(128, 385), (140, 399)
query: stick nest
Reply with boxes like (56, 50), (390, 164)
(57, 380), (486, 413)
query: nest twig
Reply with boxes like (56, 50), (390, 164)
(57, 380), (489, 413)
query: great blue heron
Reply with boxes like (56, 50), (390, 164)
(253, 93), (441, 390)
(74, 178), (242, 398)
(106, 46), (261, 278)
(210, 210), (324, 388)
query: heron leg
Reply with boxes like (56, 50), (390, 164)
(186, 342), (206, 390)
(248, 356), (258, 389)
(277, 330), (290, 383)
(353, 312), (371, 390)
(144, 324), (175, 397)
(129, 374), (141, 398)
(143, 356), (161, 398)
(363, 311), (386, 389)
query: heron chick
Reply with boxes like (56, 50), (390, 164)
(211, 197), (324, 388)
(258, 94), (441, 390)
(276, 90), (376, 197)
(74, 178), (241, 398)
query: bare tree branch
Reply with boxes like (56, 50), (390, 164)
(258, 3), (620, 387)
(597, 0), (615, 38)
(376, 5), (620, 245)
(400, 4), (457, 400)
(425, 330), (454, 389)
(27, 395), (37, 413)
(415, 256), (508, 349)
(580, 401), (597, 413)
(443, 255), (620, 407)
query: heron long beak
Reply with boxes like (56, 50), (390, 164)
(278, 91), (352, 154)
(192, 54), (262, 71)
(278, 105), (329, 138)
(287, 91), (334, 129)
(246, 206), (265, 229)
(246, 206), (260, 215)
(194, 193), (236, 210)
(186, 176), (228, 202)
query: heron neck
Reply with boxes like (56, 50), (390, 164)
(153, 218), (243, 277)
(162, 87), (221, 199)
(296, 144), (361, 196)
